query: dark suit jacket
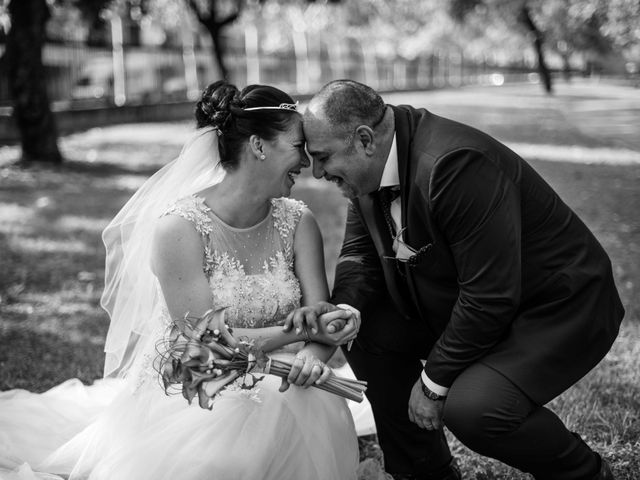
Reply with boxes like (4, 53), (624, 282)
(332, 105), (624, 403)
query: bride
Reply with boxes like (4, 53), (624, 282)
(0, 81), (363, 479)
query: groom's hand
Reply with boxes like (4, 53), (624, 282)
(283, 301), (339, 336)
(316, 308), (360, 346)
(408, 378), (444, 430)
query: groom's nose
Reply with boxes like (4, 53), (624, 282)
(312, 160), (325, 179)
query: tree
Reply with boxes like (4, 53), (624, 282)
(601, 0), (640, 51)
(518, 2), (552, 92)
(538, 1), (610, 80)
(5, 0), (63, 163)
(539, 0), (640, 77)
(449, 0), (554, 93)
(3, 0), (112, 164)
(73, 0), (113, 45)
(144, 0), (259, 82)
(448, 0), (640, 90)
(186, 0), (244, 79)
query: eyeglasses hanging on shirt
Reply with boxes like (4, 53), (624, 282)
(379, 188), (432, 273)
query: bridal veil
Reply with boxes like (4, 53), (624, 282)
(100, 127), (225, 379)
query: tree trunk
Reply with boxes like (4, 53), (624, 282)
(206, 23), (229, 80)
(187, 0), (242, 82)
(519, 4), (553, 94)
(561, 54), (572, 82)
(6, 0), (62, 164)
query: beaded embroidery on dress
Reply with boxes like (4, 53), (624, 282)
(163, 195), (303, 328)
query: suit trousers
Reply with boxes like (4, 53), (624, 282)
(346, 340), (453, 477)
(347, 339), (600, 479)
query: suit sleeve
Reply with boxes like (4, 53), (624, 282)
(424, 149), (522, 388)
(331, 201), (386, 311)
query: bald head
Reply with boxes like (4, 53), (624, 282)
(305, 80), (386, 137)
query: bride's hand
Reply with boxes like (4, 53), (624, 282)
(278, 350), (332, 392)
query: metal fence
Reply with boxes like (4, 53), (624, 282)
(0, 30), (534, 109)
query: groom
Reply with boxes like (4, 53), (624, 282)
(301, 80), (624, 480)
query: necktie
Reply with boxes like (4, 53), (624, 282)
(379, 187), (400, 239)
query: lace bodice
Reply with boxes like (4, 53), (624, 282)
(129, 195), (306, 393)
(162, 195), (305, 328)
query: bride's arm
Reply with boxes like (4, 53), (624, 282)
(292, 208), (335, 362)
(151, 215), (218, 319)
(294, 208), (330, 306)
(151, 214), (308, 350)
(279, 208), (342, 388)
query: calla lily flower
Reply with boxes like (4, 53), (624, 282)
(203, 371), (242, 398)
(182, 378), (197, 404)
(189, 369), (218, 388)
(197, 384), (212, 409)
(180, 341), (210, 366)
(205, 338), (235, 358)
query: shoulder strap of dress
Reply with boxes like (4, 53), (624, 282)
(272, 198), (306, 242)
(162, 196), (215, 239)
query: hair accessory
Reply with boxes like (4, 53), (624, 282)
(244, 102), (298, 112)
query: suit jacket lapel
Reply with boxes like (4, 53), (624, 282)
(392, 105), (413, 241)
(389, 105), (432, 322)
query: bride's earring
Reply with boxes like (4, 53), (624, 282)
(260, 153), (266, 160)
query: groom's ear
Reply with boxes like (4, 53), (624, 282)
(355, 125), (376, 155)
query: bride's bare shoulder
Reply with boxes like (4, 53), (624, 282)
(151, 212), (206, 275)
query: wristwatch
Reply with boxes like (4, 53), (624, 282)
(420, 381), (447, 402)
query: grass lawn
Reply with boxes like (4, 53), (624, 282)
(0, 81), (638, 479)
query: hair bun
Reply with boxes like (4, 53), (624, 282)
(195, 81), (240, 130)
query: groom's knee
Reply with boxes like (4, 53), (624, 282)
(444, 388), (494, 452)
(443, 364), (530, 455)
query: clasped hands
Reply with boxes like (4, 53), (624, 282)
(283, 300), (360, 347)
(277, 301), (360, 392)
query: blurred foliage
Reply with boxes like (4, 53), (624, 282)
(232, 0), (528, 65)
(3, 0), (636, 71)
(449, 0), (640, 69)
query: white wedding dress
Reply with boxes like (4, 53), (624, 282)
(0, 196), (364, 480)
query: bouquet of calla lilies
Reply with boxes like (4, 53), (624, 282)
(156, 309), (367, 410)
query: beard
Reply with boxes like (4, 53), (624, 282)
(339, 182), (358, 199)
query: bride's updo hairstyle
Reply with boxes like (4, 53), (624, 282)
(195, 80), (298, 170)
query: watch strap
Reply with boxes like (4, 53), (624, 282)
(421, 380), (447, 401)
